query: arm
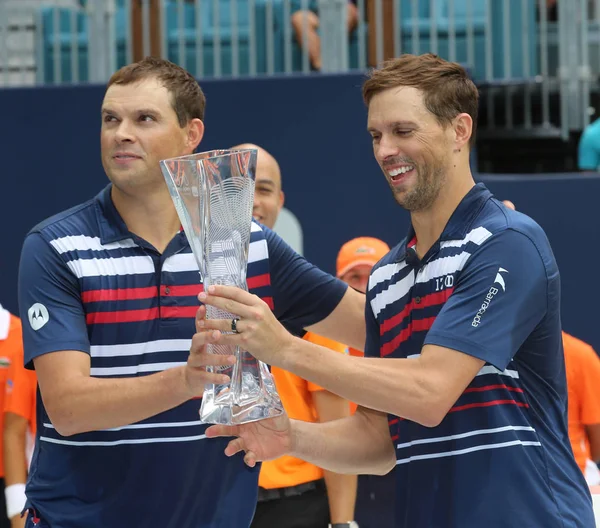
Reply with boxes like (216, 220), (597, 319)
(305, 288), (366, 352)
(290, 408), (395, 475)
(206, 406), (396, 475)
(3, 413), (28, 524)
(312, 390), (357, 523)
(199, 229), (548, 426)
(264, 227), (366, 351)
(18, 234), (233, 436)
(32, 348), (230, 436)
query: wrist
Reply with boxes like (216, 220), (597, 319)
(5, 483), (26, 519)
(329, 523), (359, 528)
(278, 335), (300, 371)
(172, 366), (196, 401)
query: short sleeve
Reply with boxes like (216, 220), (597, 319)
(264, 227), (348, 331)
(577, 344), (600, 425)
(18, 233), (90, 368)
(578, 128), (600, 170)
(424, 230), (548, 371)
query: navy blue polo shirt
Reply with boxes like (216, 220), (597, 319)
(365, 183), (594, 528)
(18, 184), (347, 528)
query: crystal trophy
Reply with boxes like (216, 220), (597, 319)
(160, 148), (284, 425)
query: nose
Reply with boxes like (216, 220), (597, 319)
(376, 134), (400, 161)
(114, 120), (136, 143)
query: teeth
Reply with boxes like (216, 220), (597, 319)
(389, 166), (414, 177)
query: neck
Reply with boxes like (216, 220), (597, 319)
(411, 166), (475, 258)
(111, 184), (180, 254)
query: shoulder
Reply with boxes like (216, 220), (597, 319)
(26, 197), (100, 243)
(473, 199), (553, 262)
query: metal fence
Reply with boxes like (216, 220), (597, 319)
(0, 0), (598, 140)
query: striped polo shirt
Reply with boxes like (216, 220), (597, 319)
(19, 184), (347, 528)
(365, 184), (594, 528)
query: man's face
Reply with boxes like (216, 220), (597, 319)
(340, 264), (372, 293)
(101, 78), (197, 192)
(252, 153), (284, 229)
(367, 86), (453, 212)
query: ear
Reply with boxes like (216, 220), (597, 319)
(453, 113), (473, 151)
(187, 118), (205, 151)
(279, 190), (285, 209)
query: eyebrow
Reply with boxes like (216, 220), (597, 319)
(256, 179), (276, 188)
(367, 120), (417, 132)
(101, 107), (161, 117)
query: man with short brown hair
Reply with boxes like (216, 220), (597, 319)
(199, 53), (595, 528)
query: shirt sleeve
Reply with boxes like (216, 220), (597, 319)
(424, 229), (549, 371)
(577, 344), (600, 426)
(18, 233), (90, 369)
(264, 227), (348, 331)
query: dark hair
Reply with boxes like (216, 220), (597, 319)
(107, 56), (206, 126)
(362, 53), (479, 146)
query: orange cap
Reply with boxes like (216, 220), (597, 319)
(336, 237), (390, 277)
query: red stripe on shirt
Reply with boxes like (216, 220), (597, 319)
(247, 273), (271, 289)
(82, 287), (157, 303)
(449, 400), (529, 413)
(380, 317), (436, 357)
(87, 307), (160, 324)
(464, 384), (524, 394)
(262, 297), (274, 310)
(160, 284), (204, 297)
(380, 289), (454, 336)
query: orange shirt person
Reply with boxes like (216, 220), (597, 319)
(231, 143), (358, 528)
(336, 237), (390, 414)
(563, 331), (600, 485)
(0, 305), (29, 528)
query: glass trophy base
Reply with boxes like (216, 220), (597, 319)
(200, 367), (284, 425)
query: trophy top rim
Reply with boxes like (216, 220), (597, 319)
(160, 148), (258, 164)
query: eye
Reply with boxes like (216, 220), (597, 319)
(371, 134), (381, 142)
(140, 114), (155, 122)
(103, 115), (117, 123)
(394, 129), (412, 136)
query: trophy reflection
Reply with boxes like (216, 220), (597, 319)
(160, 148), (283, 425)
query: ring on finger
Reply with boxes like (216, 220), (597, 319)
(231, 317), (241, 334)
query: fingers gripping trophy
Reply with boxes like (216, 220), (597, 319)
(160, 148), (284, 425)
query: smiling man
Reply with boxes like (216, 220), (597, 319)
(17, 57), (365, 528)
(197, 54), (596, 528)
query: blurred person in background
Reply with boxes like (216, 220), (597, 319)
(3, 334), (36, 528)
(290, 0), (358, 71)
(503, 200), (600, 486)
(335, 237), (396, 528)
(232, 143), (359, 528)
(0, 305), (23, 528)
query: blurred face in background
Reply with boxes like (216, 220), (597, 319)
(336, 237), (391, 294)
(253, 151), (284, 229)
(233, 144), (284, 229)
(340, 265), (372, 293)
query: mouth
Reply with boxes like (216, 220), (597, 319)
(113, 153), (142, 162)
(386, 165), (415, 185)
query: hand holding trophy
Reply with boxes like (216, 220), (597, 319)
(160, 148), (283, 425)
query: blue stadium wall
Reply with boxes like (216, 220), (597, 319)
(1, 72), (599, 350)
